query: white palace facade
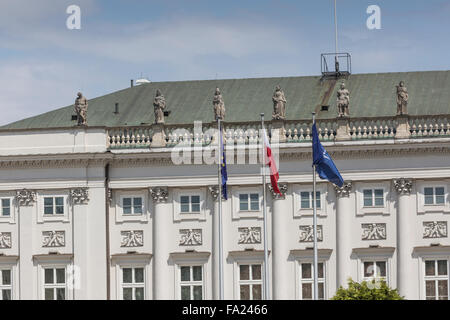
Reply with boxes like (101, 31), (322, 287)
(0, 70), (449, 300)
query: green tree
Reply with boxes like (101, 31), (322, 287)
(332, 278), (404, 300)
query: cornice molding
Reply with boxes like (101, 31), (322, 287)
(0, 140), (450, 169)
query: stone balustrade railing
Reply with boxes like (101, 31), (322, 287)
(107, 126), (153, 148)
(106, 114), (450, 149)
(409, 115), (450, 137)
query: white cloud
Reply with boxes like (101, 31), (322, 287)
(0, 61), (103, 126)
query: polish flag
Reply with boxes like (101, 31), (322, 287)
(263, 128), (282, 195)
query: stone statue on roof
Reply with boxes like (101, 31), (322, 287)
(213, 87), (225, 120)
(272, 85), (287, 120)
(74, 92), (88, 126)
(396, 81), (408, 115)
(337, 81), (350, 117)
(153, 89), (166, 124)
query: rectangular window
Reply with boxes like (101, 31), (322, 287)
(0, 269), (12, 300)
(300, 191), (321, 209)
(122, 197), (143, 215)
(362, 261), (387, 281)
(239, 194), (259, 212)
(180, 195), (201, 213)
(1, 199), (10, 217)
(43, 197), (64, 215)
(180, 265), (203, 300)
(424, 187), (445, 205)
(121, 267), (145, 300)
(300, 262), (325, 300)
(424, 260), (448, 300)
(239, 264), (262, 300)
(43, 267), (66, 300)
(363, 189), (384, 207)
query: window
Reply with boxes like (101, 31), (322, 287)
(300, 262), (325, 300)
(300, 191), (321, 209)
(1, 199), (10, 217)
(424, 187), (445, 205)
(239, 264), (262, 300)
(0, 269), (12, 300)
(424, 260), (448, 300)
(180, 265), (203, 300)
(239, 194), (259, 211)
(180, 196), (200, 213)
(43, 267), (66, 300)
(43, 197), (64, 215)
(363, 189), (384, 207)
(362, 261), (387, 281)
(122, 197), (143, 215)
(121, 267), (145, 300)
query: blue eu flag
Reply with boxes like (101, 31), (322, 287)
(220, 127), (228, 200)
(312, 122), (344, 187)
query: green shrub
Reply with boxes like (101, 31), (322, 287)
(332, 278), (404, 300)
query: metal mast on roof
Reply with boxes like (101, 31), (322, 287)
(334, 0), (339, 72)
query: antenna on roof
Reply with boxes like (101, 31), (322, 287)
(334, 0), (339, 72)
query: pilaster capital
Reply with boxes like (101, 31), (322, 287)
(15, 189), (36, 206)
(393, 178), (413, 195)
(70, 187), (89, 204)
(268, 183), (288, 200)
(334, 181), (353, 198)
(208, 186), (219, 202)
(149, 187), (169, 203)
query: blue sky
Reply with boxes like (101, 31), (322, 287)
(0, 0), (449, 125)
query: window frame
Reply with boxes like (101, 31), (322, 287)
(170, 252), (210, 300)
(179, 195), (201, 214)
(355, 182), (391, 216)
(237, 263), (263, 300)
(37, 191), (70, 223)
(173, 189), (206, 222)
(0, 267), (13, 300)
(362, 188), (385, 208)
(0, 257), (18, 300)
(424, 187), (446, 206)
(111, 254), (152, 300)
(361, 259), (388, 284)
(229, 251), (266, 300)
(43, 196), (65, 216)
(352, 247), (395, 286)
(0, 195), (17, 224)
(298, 261), (326, 300)
(120, 266), (146, 300)
(115, 191), (149, 223)
(300, 191), (321, 210)
(423, 259), (448, 300)
(42, 266), (68, 300)
(293, 184), (328, 217)
(416, 182), (450, 214)
(121, 196), (144, 216)
(1, 198), (11, 217)
(238, 193), (260, 212)
(232, 187), (263, 220)
(178, 264), (205, 300)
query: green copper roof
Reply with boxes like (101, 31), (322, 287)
(2, 70), (450, 130)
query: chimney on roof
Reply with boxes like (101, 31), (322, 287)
(114, 103), (119, 114)
(131, 79), (134, 87)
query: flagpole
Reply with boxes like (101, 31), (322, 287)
(312, 112), (319, 300)
(217, 117), (224, 300)
(260, 113), (270, 300)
